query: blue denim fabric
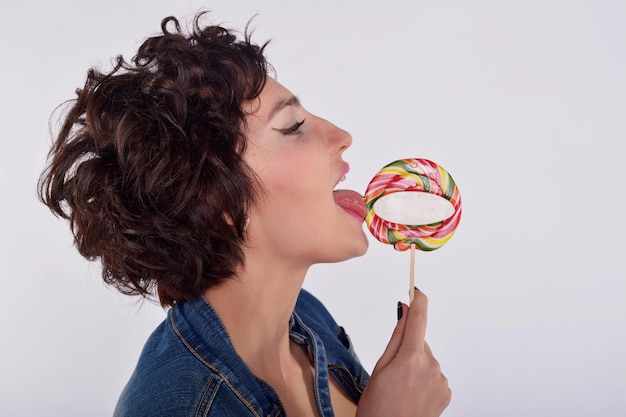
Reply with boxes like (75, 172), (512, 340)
(114, 289), (369, 417)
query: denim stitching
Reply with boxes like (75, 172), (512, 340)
(328, 364), (364, 395)
(170, 314), (261, 417)
(203, 377), (221, 417)
(194, 375), (215, 417)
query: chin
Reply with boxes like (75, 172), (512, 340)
(340, 229), (370, 260)
(353, 231), (370, 256)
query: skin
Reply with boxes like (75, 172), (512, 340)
(204, 78), (450, 417)
(242, 78), (369, 266)
(357, 295), (452, 417)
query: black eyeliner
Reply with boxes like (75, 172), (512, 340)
(276, 119), (305, 135)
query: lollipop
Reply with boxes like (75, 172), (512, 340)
(364, 158), (462, 301)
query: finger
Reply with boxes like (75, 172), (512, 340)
(399, 290), (429, 352)
(373, 302), (408, 370)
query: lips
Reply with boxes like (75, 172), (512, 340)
(333, 189), (367, 221)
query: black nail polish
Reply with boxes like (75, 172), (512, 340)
(397, 301), (403, 320)
(414, 286), (420, 292)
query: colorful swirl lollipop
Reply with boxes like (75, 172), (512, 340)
(364, 158), (462, 300)
(365, 158), (462, 250)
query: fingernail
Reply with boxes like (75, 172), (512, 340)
(414, 286), (420, 292)
(397, 301), (403, 320)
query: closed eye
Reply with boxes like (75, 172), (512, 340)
(276, 119), (305, 135)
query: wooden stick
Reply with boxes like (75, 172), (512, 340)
(409, 243), (416, 303)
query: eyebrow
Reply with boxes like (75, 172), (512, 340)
(267, 96), (301, 122)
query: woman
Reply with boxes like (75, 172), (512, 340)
(39, 12), (450, 417)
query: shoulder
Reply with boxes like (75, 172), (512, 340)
(113, 318), (211, 416)
(115, 369), (255, 417)
(113, 312), (260, 417)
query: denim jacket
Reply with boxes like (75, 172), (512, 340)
(114, 289), (370, 416)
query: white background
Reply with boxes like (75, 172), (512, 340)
(1, 1), (625, 416)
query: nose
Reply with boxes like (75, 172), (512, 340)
(323, 118), (352, 154)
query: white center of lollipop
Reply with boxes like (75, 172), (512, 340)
(373, 191), (455, 226)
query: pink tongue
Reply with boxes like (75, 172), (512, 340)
(333, 189), (366, 221)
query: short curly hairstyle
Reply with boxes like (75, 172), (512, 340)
(38, 13), (269, 307)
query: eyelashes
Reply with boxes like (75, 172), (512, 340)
(277, 119), (305, 135)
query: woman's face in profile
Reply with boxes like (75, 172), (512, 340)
(242, 78), (368, 266)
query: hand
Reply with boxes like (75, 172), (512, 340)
(356, 291), (451, 417)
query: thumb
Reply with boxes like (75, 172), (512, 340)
(373, 302), (408, 371)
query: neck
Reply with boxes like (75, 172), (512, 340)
(203, 253), (309, 380)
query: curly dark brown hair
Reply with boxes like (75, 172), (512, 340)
(38, 13), (269, 307)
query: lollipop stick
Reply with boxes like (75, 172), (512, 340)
(409, 243), (416, 303)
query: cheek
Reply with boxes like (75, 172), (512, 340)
(260, 166), (331, 233)
(264, 151), (326, 196)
